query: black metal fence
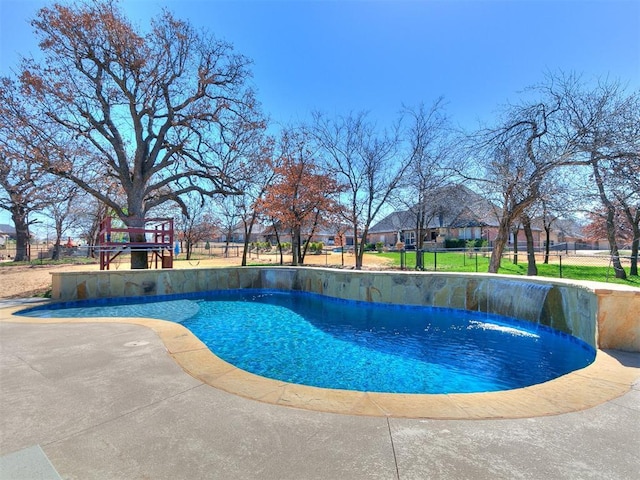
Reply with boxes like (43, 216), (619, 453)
(398, 248), (638, 283)
(2, 242), (637, 284)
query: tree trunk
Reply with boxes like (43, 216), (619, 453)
(242, 208), (263, 266)
(355, 224), (367, 270)
(52, 219), (63, 261)
(543, 225), (551, 264)
(52, 239), (61, 260)
(126, 217), (148, 269)
(631, 235), (639, 277)
(512, 229), (519, 265)
(605, 206), (627, 279)
(355, 242), (363, 270)
(415, 213), (425, 270)
(224, 227), (233, 258)
(591, 157), (626, 279)
(621, 204), (639, 276)
(351, 221), (362, 270)
(300, 236), (310, 265)
(488, 216), (511, 273)
(11, 208), (30, 262)
(273, 226), (283, 265)
(522, 216), (538, 276)
(241, 236), (250, 266)
(291, 227), (300, 266)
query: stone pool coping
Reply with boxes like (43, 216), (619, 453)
(1, 301), (638, 420)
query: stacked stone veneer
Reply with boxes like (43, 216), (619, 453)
(50, 267), (640, 352)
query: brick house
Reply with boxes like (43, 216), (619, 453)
(368, 185), (542, 249)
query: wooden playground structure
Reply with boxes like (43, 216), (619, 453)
(98, 217), (174, 270)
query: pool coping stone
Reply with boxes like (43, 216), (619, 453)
(2, 300), (638, 420)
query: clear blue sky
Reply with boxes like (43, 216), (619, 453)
(1, 0), (639, 225)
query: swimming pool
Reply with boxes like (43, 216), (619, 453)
(19, 289), (595, 394)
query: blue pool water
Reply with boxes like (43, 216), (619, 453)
(19, 290), (596, 394)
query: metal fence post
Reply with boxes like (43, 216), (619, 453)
(559, 255), (563, 278)
(434, 250), (437, 271)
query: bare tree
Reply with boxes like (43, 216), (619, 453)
(261, 128), (340, 265)
(0, 158), (43, 262)
(234, 138), (276, 266)
(214, 194), (243, 257)
(41, 183), (85, 260)
(398, 99), (454, 268)
(515, 173), (570, 273)
(552, 75), (640, 279)
(472, 109), (567, 274)
(172, 193), (218, 261)
(610, 106), (640, 276)
(535, 171), (576, 264)
(0, 78), (58, 261)
(77, 196), (110, 258)
(468, 73), (638, 278)
(312, 111), (406, 269)
(12, 0), (265, 268)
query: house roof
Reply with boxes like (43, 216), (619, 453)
(370, 185), (501, 233)
(368, 210), (415, 234)
(0, 224), (16, 236)
(554, 218), (586, 238)
(531, 217), (586, 239)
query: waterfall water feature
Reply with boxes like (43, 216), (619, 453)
(482, 279), (553, 324)
(261, 268), (297, 290)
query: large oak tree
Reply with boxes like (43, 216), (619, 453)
(15, 0), (264, 268)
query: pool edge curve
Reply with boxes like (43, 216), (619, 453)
(1, 302), (637, 420)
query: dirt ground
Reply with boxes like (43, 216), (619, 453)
(0, 252), (393, 299)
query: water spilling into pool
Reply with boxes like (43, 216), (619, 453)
(19, 289), (595, 394)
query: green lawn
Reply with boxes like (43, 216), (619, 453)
(378, 251), (492, 272)
(376, 251), (640, 287)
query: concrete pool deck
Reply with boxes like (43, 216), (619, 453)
(0, 305), (639, 479)
(1, 299), (638, 420)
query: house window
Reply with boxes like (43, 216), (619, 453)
(405, 231), (416, 245)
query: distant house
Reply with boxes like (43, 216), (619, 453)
(0, 223), (16, 246)
(368, 185), (543, 248)
(533, 218), (606, 251)
(216, 221), (269, 244)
